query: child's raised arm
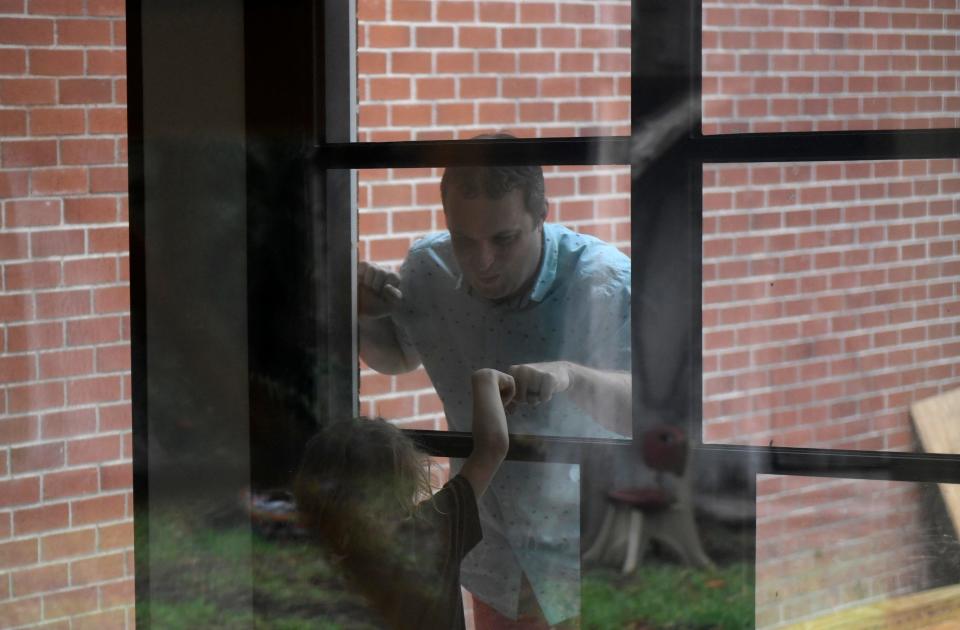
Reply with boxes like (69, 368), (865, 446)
(459, 369), (513, 498)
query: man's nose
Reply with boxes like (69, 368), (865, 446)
(475, 242), (496, 271)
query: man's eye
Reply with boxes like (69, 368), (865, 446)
(494, 234), (516, 246)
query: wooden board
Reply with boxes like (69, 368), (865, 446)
(910, 387), (960, 536)
(783, 582), (960, 629)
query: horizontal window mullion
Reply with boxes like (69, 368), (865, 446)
(695, 443), (960, 484)
(404, 429), (633, 464)
(694, 128), (960, 163)
(313, 136), (631, 169)
(408, 430), (960, 484)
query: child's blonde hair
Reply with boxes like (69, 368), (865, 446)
(294, 417), (432, 554)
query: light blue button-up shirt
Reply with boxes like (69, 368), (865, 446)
(393, 224), (631, 624)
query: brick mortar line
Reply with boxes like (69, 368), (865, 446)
(757, 496), (921, 524)
(757, 474), (919, 499)
(0, 596), (134, 630)
(702, 268), (960, 291)
(361, 223), (632, 238)
(702, 188), (960, 201)
(0, 400), (128, 414)
(757, 498), (919, 521)
(703, 316), (960, 350)
(0, 133), (127, 139)
(0, 316), (130, 328)
(706, 362), (960, 390)
(360, 71), (630, 79)
(0, 225), (130, 235)
(2, 457), (131, 475)
(704, 94), (960, 100)
(702, 231), (960, 247)
(756, 560), (925, 590)
(703, 367), (959, 404)
(6, 508), (133, 540)
(5, 582), (134, 601)
(1, 341), (130, 351)
(701, 217), (959, 231)
(0, 509), (131, 534)
(703, 263), (960, 287)
(756, 501), (921, 532)
(702, 26), (960, 34)
(704, 340), (960, 371)
(706, 113), (960, 122)
(701, 76), (960, 81)
(718, 420), (939, 446)
(37, 603), (132, 628)
(360, 178), (630, 186)
(1, 431), (132, 452)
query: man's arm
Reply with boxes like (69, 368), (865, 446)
(509, 362), (631, 436)
(459, 369), (513, 498)
(357, 261), (421, 374)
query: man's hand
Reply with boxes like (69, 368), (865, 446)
(358, 261), (403, 318)
(511, 362), (631, 435)
(508, 361), (572, 407)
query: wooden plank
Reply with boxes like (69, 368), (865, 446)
(910, 387), (960, 536)
(783, 582), (960, 629)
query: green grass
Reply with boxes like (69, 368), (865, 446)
(140, 496), (381, 630)
(141, 496), (754, 629)
(583, 563), (754, 630)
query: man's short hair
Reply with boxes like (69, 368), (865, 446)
(440, 133), (548, 223)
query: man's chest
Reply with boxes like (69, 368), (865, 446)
(409, 297), (573, 376)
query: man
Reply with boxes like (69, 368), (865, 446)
(358, 140), (631, 627)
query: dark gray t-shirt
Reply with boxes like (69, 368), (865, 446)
(349, 474), (481, 630)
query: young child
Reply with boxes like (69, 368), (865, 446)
(294, 368), (514, 630)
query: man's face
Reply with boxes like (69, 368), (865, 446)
(444, 188), (543, 301)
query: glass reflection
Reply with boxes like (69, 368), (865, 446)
(756, 475), (960, 628)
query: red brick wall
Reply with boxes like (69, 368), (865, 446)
(703, 0), (960, 134)
(703, 158), (960, 451)
(2, 0), (957, 627)
(0, 1), (133, 628)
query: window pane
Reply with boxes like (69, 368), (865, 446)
(702, 159), (960, 450)
(357, 0), (631, 141)
(702, 0), (960, 134)
(357, 164), (632, 441)
(757, 475), (960, 627)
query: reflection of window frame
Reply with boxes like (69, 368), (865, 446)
(320, 1), (960, 487)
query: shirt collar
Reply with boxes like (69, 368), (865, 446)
(455, 223), (559, 308)
(527, 223), (559, 303)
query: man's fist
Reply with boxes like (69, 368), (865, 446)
(358, 261), (403, 318)
(508, 362), (572, 407)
